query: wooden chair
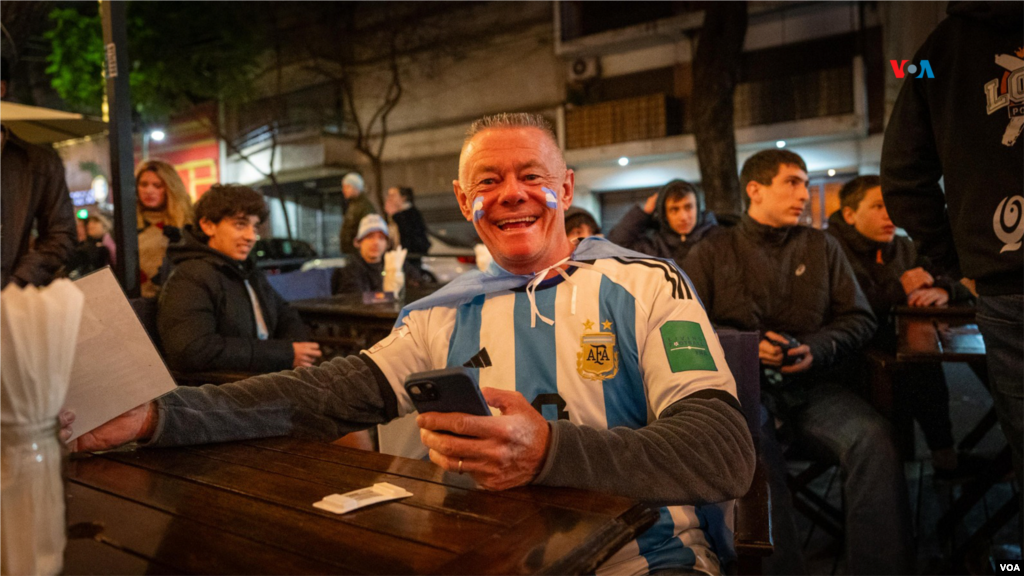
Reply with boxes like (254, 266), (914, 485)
(718, 330), (774, 575)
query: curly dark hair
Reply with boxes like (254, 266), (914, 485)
(193, 184), (269, 226)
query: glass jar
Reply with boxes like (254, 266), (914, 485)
(1, 419), (65, 576)
(383, 269), (406, 304)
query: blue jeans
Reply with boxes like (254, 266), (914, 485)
(761, 383), (914, 575)
(976, 294), (1023, 523)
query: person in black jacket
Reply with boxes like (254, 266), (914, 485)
(158, 184), (321, 374)
(332, 214), (425, 295)
(607, 179), (717, 265)
(881, 1), (1022, 509)
(684, 150), (911, 575)
(829, 175), (978, 480)
(384, 186), (431, 257)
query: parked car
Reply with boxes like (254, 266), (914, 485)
(254, 238), (318, 274)
(301, 232), (477, 284)
(420, 232), (477, 283)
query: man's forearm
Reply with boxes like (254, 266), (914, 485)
(533, 394), (755, 507)
(148, 355), (392, 447)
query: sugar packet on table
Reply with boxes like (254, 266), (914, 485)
(313, 482), (412, 515)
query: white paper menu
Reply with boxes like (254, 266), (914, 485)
(63, 268), (177, 441)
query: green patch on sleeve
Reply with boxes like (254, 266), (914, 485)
(660, 321), (717, 373)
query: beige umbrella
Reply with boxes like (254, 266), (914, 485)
(0, 100), (107, 144)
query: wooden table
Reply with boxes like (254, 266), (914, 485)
(891, 306), (1017, 565)
(895, 305), (985, 363)
(292, 289), (437, 356)
(64, 437), (657, 575)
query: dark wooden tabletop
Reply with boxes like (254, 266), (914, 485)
(292, 288), (440, 320)
(895, 306), (985, 362)
(64, 437), (657, 575)
(292, 293), (405, 320)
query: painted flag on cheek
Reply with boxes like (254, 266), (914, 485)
(473, 196), (485, 222)
(542, 187), (558, 209)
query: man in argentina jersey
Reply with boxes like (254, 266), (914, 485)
(367, 252), (747, 575)
(69, 113), (754, 576)
(365, 113), (754, 575)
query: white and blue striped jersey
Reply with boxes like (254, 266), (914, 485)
(365, 255), (739, 576)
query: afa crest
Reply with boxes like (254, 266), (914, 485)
(577, 319), (619, 380)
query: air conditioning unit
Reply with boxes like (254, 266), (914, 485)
(567, 57), (600, 83)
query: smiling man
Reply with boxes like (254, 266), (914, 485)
(72, 115), (753, 576)
(683, 150), (910, 575)
(157, 184), (321, 374)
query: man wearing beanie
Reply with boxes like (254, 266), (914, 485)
(332, 214), (424, 294)
(338, 172), (377, 256)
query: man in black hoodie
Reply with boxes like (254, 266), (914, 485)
(685, 150), (911, 575)
(158, 184), (321, 374)
(881, 1), (1023, 505)
(607, 179), (718, 265)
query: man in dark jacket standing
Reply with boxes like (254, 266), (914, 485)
(158, 184), (321, 374)
(338, 173), (377, 257)
(881, 1), (1023, 506)
(607, 179), (717, 265)
(0, 57), (76, 288)
(684, 150), (911, 575)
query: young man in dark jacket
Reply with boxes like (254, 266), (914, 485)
(607, 179), (717, 265)
(684, 150), (912, 575)
(158, 184), (321, 374)
(881, 1), (1023, 506)
(828, 175), (976, 480)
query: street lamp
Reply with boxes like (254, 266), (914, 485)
(142, 128), (166, 160)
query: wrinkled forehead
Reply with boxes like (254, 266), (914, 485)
(458, 127), (564, 182)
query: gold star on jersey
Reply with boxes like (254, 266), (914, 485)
(577, 318), (619, 380)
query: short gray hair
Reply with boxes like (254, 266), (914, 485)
(465, 112), (557, 146)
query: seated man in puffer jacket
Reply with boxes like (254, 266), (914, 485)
(158, 184), (321, 374)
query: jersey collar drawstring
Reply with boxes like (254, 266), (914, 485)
(524, 256), (599, 328)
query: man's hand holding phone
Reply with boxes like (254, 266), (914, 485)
(417, 388), (550, 491)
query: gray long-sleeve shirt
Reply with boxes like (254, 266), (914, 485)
(150, 354), (754, 507)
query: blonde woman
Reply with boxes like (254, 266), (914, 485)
(135, 159), (193, 298)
